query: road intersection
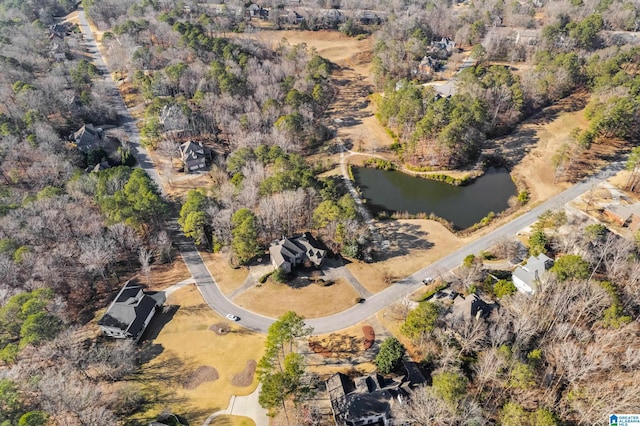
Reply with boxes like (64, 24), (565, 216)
(78, 10), (625, 335)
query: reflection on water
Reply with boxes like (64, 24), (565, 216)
(352, 167), (517, 229)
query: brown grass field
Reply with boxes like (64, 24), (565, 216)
(348, 219), (464, 293)
(145, 254), (192, 291)
(233, 277), (358, 318)
(200, 252), (251, 295)
(135, 285), (264, 425)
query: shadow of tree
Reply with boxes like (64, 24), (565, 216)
(376, 221), (434, 260)
(488, 128), (539, 167)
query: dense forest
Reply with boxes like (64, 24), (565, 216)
(0, 0), (173, 422)
(392, 217), (640, 425)
(374, 1), (640, 169)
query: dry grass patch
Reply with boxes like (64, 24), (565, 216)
(233, 278), (357, 318)
(184, 365), (219, 390)
(136, 285), (265, 425)
(232, 360), (257, 387)
(232, 30), (372, 65)
(145, 255), (191, 291)
(376, 307), (423, 360)
(509, 93), (589, 203)
(211, 415), (255, 426)
(164, 170), (215, 199)
(348, 219), (462, 294)
(199, 251), (250, 295)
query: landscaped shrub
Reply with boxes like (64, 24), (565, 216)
(271, 267), (287, 283)
(364, 157), (397, 171)
(362, 325), (375, 349)
(258, 271), (273, 283)
(417, 283), (448, 302)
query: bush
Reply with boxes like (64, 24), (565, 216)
(517, 190), (529, 204)
(272, 267), (287, 283)
(375, 337), (405, 374)
(258, 271), (273, 284)
(416, 283), (447, 302)
(364, 157), (397, 171)
(494, 279), (517, 298)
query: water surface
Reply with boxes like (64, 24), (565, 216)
(352, 167), (517, 229)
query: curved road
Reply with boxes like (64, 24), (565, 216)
(78, 10), (624, 335)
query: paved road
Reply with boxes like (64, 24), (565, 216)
(77, 9), (164, 193)
(305, 160), (624, 334)
(78, 9), (625, 335)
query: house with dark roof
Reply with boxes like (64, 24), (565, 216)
(179, 141), (207, 172)
(287, 10), (304, 24)
(326, 372), (410, 426)
(98, 281), (165, 342)
(73, 123), (103, 152)
(269, 233), (326, 273)
(416, 56), (438, 76)
(451, 293), (493, 321)
(512, 253), (554, 294)
(321, 9), (345, 26)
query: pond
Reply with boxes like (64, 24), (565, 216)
(352, 167), (518, 229)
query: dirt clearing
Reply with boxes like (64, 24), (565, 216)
(232, 360), (257, 387)
(184, 366), (219, 390)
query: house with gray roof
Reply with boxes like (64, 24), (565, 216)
(451, 293), (493, 321)
(179, 141), (207, 172)
(512, 253), (554, 294)
(98, 281), (165, 342)
(73, 123), (103, 152)
(326, 372), (410, 426)
(269, 233), (326, 273)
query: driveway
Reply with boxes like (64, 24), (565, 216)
(202, 384), (269, 426)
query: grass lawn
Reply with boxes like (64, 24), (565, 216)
(200, 251), (250, 295)
(233, 278), (358, 318)
(376, 307), (424, 360)
(305, 321), (379, 378)
(145, 254), (192, 291)
(211, 415), (256, 425)
(134, 285), (265, 425)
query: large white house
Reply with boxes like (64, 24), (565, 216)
(512, 253), (554, 294)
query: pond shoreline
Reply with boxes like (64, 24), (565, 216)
(351, 165), (518, 230)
